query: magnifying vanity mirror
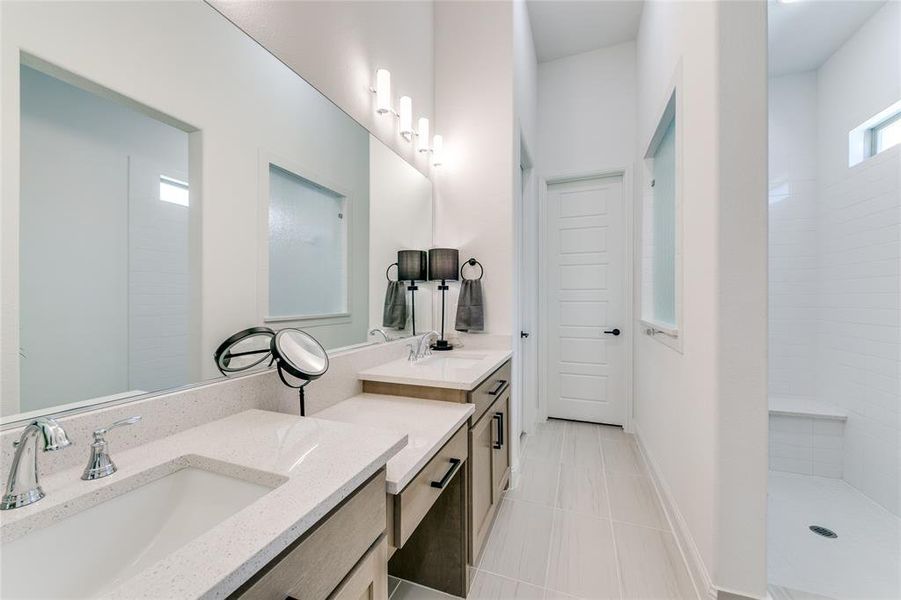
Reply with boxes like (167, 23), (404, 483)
(270, 329), (330, 416)
(0, 1), (434, 425)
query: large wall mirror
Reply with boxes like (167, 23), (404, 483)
(0, 1), (433, 425)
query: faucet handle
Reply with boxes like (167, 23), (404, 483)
(82, 416), (141, 481)
(92, 416), (141, 441)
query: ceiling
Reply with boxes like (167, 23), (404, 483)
(768, 0), (886, 76)
(526, 0), (644, 63)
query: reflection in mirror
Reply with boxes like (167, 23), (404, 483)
(1, 1), (433, 425)
(214, 327), (275, 375)
(268, 165), (349, 320)
(16, 62), (197, 418)
(368, 136), (433, 339)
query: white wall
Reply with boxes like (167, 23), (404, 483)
(433, 0), (514, 337)
(634, 1), (767, 598)
(515, 0), (538, 153)
(538, 42), (637, 177)
(210, 0), (435, 178)
(634, 1), (719, 592)
(368, 135), (433, 336)
(815, 0), (900, 516)
(768, 72), (819, 400)
(715, 3), (768, 595)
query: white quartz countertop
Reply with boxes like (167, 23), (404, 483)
(0, 409), (407, 600)
(357, 349), (512, 391)
(315, 394), (474, 494)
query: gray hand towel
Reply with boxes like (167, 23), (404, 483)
(455, 279), (484, 332)
(383, 281), (407, 329)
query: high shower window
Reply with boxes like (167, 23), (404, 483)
(871, 110), (901, 156)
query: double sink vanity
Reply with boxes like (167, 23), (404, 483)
(0, 3), (509, 597)
(0, 345), (512, 600)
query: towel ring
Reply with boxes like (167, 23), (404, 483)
(386, 262), (399, 282)
(460, 257), (483, 281)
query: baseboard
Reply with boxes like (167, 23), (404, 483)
(633, 423), (717, 600)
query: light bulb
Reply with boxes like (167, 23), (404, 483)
(399, 96), (413, 138)
(375, 69), (391, 114)
(417, 117), (430, 153)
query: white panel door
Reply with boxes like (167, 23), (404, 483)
(546, 175), (626, 424)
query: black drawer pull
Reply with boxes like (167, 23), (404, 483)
(487, 379), (507, 396)
(430, 457), (463, 489)
(492, 412), (504, 449)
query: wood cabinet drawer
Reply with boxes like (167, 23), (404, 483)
(232, 470), (386, 600)
(470, 361), (512, 424)
(394, 425), (468, 548)
(328, 535), (389, 600)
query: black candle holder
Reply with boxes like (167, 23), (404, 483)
(428, 248), (459, 351)
(398, 250), (427, 335)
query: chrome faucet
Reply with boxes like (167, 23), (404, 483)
(1, 417), (71, 510)
(368, 328), (390, 342)
(414, 331), (439, 361)
(82, 416), (141, 480)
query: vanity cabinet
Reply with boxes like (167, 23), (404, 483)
(468, 378), (510, 566)
(362, 359), (513, 568)
(329, 536), (389, 600)
(232, 470), (388, 600)
(470, 404), (495, 558)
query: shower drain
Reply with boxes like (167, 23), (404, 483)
(809, 525), (838, 539)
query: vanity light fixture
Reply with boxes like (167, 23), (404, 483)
(399, 96), (414, 140)
(417, 117), (430, 153)
(431, 135), (443, 166)
(375, 68), (392, 114)
(369, 69), (443, 161)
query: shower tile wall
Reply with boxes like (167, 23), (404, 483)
(815, 2), (900, 516)
(768, 72), (819, 399)
(768, 1), (900, 518)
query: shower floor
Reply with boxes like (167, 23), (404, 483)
(768, 471), (901, 599)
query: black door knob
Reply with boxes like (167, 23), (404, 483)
(604, 328), (621, 336)
(521, 331), (530, 338)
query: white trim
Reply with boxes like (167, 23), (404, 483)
(537, 175), (550, 424)
(257, 150), (355, 329)
(539, 167), (635, 429)
(637, 63), (684, 354)
(514, 128), (537, 438)
(634, 422), (715, 600)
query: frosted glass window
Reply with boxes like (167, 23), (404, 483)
(268, 165), (348, 318)
(647, 117), (677, 327)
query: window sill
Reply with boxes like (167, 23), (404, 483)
(265, 312), (351, 327)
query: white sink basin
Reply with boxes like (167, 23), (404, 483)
(415, 353), (488, 370)
(1, 466), (274, 599)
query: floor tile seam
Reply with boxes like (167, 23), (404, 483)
(600, 426), (626, 600)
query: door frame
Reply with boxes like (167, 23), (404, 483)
(538, 167), (635, 432)
(514, 136), (538, 439)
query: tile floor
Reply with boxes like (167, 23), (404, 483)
(390, 419), (698, 599)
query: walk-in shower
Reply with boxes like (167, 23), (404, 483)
(767, 1), (900, 598)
